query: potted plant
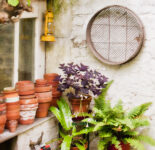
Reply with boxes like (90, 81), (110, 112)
(57, 63), (108, 114)
(82, 81), (155, 150)
(48, 98), (92, 150)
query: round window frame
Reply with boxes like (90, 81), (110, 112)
(86, 5), (144, 65)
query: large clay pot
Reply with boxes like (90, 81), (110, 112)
(36, 79), (47, 86)
(36, 102), (51, 118)
(70, 95), (92, 114)
(6, 120), (18, 133)
(108, 143), (130, 150)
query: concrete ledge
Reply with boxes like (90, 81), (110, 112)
(0, 113), (55, 143)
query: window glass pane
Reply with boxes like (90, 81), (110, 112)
(0, 23), (14, 91)
(19, 18), (35, 81)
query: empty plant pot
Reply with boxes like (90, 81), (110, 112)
(0, 114), (7, 134)
(3, 87), (16, 94)
(44, 73), (59, 83)
(35, 85), (52, 93)
(0, 103), (6, 111)
(20, 103), (38, 111)
(6, 120), (18, 133)
(18, 90), (35, 96)
(36, 102), (51, 118)
(6, 103), (20, 111)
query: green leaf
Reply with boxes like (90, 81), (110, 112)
(111, 137), (121, 150)
(82, 118), (97, 125)
(137, 135), (155, 146)
(73, 127), (94, 136)
(61, 135), (72, 150)
(8, 0), (19, 6)
(98, 140), (106, 150)
(75, 143), (85, 150)
(124, 138), (145, 150)
(128, 102), (152, 118)
(93, 122), (105, 132)
(27, 0), (31, 6)
(57, 98), (73, 131)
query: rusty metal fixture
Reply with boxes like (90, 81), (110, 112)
(86, 5), (144, 65)
(0, 0), (32, 24)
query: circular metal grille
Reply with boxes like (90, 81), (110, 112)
(86, 5), (144, 65)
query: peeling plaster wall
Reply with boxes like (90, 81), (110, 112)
(46, 0), (155, 149)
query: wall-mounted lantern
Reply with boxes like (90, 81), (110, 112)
(41, 11), (55, 42)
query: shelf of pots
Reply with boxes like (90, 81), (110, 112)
(35, 79), (52, 118)
(16, 81), (38, 125)
(44, 73), (62, 107)
(57, 63), (108, 117)
(3, 87), (20, 133)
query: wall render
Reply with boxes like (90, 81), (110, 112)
(46, 0), (155, 149)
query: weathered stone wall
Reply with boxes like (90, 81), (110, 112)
(46, 0), (155, 149)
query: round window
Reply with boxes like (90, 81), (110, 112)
(86, 5), (144, 65)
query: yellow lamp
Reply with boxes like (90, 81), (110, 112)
(41, 11), (55, 42)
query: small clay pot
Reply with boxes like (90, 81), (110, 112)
(108, 143), (130, 150)
(36, 79), (47, 85)
(20, 98), (38, 105)
(36, 102), (51, 118)
(7, 109), (20, 120)
(6, 120), (18, 132)
(35, 85), (52, 93)
(5, 96), (19, 103)
(35, 91), (52, 99)
(20, 94), (36, 99)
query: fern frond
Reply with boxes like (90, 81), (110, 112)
(75, 143), (85, 150)
(128, 102), (152, 119)
(137, 135), (155, 146)
(111, 136), (121, 150)
(132, 118), (150, 128)
(124, 138), (145, 150)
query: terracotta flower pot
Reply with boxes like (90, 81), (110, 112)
(36, 102), (51, 118)
(52, 91), (61, 98)
(70, 96), (92, 114)
(3, 87), (16, 94)
(6, 103), (20, 111)
(4, 92), (19, 103)
(35, 91), (52, 99)
(6, 120), (18, 132)
(16, 81), (35, 95)
(7, 109), (20, 120)
(35, 85), (52, 93)
(19, 109), (37, 125)
(108, 142), (130, 150)
(0, 94), (5, 103)
(36, 79), (47, 86)
(44, 73), (59, 84)
(20, 94), (36, 99)
(20, 98), (38, 105)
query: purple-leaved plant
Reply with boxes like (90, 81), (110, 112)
(57, 63), (108, 99)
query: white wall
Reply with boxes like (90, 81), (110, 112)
(46, 0), (155, 149)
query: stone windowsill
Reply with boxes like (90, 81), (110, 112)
(0, 113), (55, 143)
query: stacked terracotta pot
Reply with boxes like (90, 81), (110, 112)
(3, 87), (19, 132)
(16, 81), (38, 125)
(0, 95), (6, 134)
(35, 79), (52, 118)
(44, 73), (61, 107)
